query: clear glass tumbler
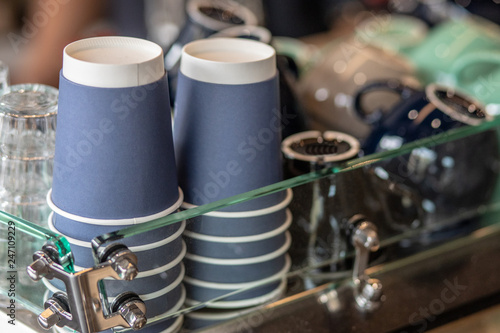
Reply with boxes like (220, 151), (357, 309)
(0, 84), (57, 290)
(0, 84), (57, 225)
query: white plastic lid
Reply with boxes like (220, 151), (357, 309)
(180, 37), (276, 84)
(63, 36), (165, 88)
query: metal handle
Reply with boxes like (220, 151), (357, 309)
(349, 215), (384, 312)
(353, 79), (417, 124)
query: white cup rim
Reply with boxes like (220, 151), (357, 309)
(184, 278), (286, 309)
(43, 267), (185, 301)
(185, 307), (251, 321)
(181, 188), (292, 218)
(146, 314), (184, 333)
(137, 266), (185, 301)
(180, 37), (276, 84)
(73, 242), (187, 278)
(63, 36), (164, 88)
(49, 292), (185, 333)
(47, 187), (183, 225)
(184, 232), (291, 265)
(48, 212), (186, 251)
(183, 209), (292, 243)
(145, 314), (184, 333)
(184, 255), (290, 290)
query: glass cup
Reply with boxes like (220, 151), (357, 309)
(0, 83), (57, 291)
(0, 83), (57, 225)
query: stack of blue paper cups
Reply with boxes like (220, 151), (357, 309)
(45, 36), (186, 332)
(173, 38), (292, 309)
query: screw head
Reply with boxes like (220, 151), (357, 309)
(113, 257), (138, 281)
(119, 301), (147, 330)
(361, 278), (383, 301)
(38, 296), (69, 330)
(353, 222), (380, 252)
(355, 278), (383, 312)
(27, 252), (52, 281)
(38, 307), (60, 329)
(107, 249), (138, 281)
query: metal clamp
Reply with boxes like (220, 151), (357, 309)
(349, 215), (383, 312)
(27, 243), (147, 333)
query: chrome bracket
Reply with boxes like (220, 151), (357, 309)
(27, 243), (147, 332)
(349, 215), (383, 312)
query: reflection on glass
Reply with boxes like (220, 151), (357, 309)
(0, 61), (8, 94)
(2, 115), (500, 332)
(282, 131), (362, 276)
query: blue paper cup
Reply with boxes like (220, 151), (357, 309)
(185, 280), (282, 304)
(49, 215), (186, 272)
(51, 211), (183, 246)
(184, 311), (239, 331)
(184, 209), (291, 259)
(55, 317), (184, 333)
(184, 254), (289, 304)
(44, 276), (186, 320)
(133, 278), (185, 318)
(62, 236), (184, 273)
(184, 276), (288, 309)
(184, 232), (291, 284)
(184, 188), (292, 237)
(104, 263), (184, 298)
(136, 315), (183, 333)
(119, 315), (183, 333)
(48, 189), (183, 247)
(49, 292), (185, 333)
(51, 37), (179, 219)
(49, 244), (186, 297)
(185, 307), (270, 331)
(184, 308), (252, 331)
(173, 38), (286, 212)
(130, 316), (183, 333)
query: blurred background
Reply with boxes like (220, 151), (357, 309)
(1, 2), (500, 332)
(0, 0), (498, 88)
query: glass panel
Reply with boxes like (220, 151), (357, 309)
(3, 116), (500, 332)
(106, 118), (500, 331)
(188, 215), (500, 332)
(0, 211), (72, 316)
(96, 114), (500, 243)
